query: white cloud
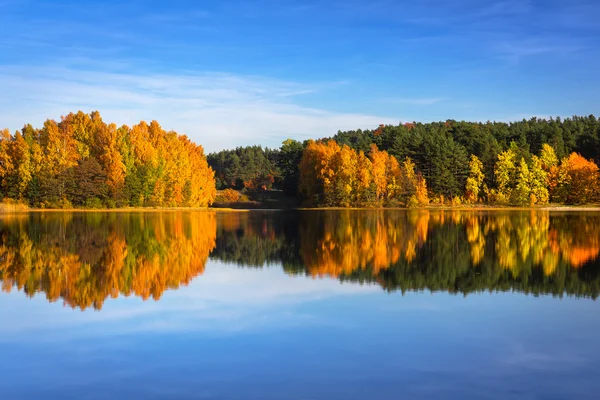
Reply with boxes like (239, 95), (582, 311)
(0, 65), (399, 152)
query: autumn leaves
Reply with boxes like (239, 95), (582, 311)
(299, 140), (428, 207)
(1, 111), (599, 209)
(0, 111), (216, 208)
(481, 143), (600, 206)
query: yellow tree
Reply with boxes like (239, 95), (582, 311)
(512, 158), (531, 206)
(539, 143), (559, 198)
(354, 150), (373, 206)
(386, 155), (402, 203)
(400, 157), (428, 207)
(0, 129), (14, 195)
(186, 140), (216, 207)
(529, 155), (549, 205)
(465, 154), (484, 203)
(369, 144), (389, 205)
(331, 144), (358, 207)
(8, 132), (32, 199)
(94, 122), (126, 200)
(40, 119), (79, 174)
(493, 148), (517, 204)
(299, 140), (339, 206)
(415, 173), (429, 206)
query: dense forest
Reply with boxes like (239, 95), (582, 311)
(2, 113), (600, 208)
(2, 210), (599, 310)
(0, 111), (216, 208)
(208, 116), (600, 207)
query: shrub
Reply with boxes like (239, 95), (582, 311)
(407, 195), (420, 209)
(221, 188), (241, 202)
(85, 197), (104, 209)
(0, 198), (29, 212)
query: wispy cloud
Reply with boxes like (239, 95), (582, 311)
(378, 97), (447, 106)
(495, 39), (582, 65)
(0, 65), (399, 152)
(500, 342), (588, 371)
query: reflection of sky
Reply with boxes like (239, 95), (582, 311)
(1, 261), (600, 399)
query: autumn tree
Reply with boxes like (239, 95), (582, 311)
(465, 155), (484, 203)
(370, 144), (389, 204)
(299, 141), (428, 208)
(0, 129), (14, 196)
(512, 158), (531, 206)
(554, 153), (600, 204)
(493, 146), (518, 204)
(529, 155), (549, 205)
(0, 111), (216, 208)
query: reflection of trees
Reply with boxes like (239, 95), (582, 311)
(211, 212), (304, 271)
(2, 210), (600, 307)
(0, 212), (216, 309)
(299, 211), (429, 277)
(211, 210), (600, 298)
(467, 212), (600, 277)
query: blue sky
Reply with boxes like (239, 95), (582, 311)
(1, 0), (599, 152)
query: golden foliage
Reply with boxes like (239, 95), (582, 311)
(0, 212), (217, 309)
(464, 212), (600, 275)
(0, 112), (216, 208)
(553, 153), (600, 204)
(299, 141), (429, 207)
(299, 211), (430, 277)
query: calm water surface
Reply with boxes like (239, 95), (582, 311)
(1, 210), (599, 399)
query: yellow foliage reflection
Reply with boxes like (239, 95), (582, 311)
(0, 212), (216, 310)
(298, 211), (430, 277)
(2, 210), (600, 306)
(293, 211), (600, 279)
(465, 211), (600, 276)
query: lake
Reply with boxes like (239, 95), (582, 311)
(1, 210), (599, 399)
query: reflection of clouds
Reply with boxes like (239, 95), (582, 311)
(172, 260), (377, 303)
(0, 261), (377, 340)
(501, 342), (587, 371)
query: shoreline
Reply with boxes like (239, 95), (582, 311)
(297, 205), (600, 211)
(2, 204), (600, 213)
(0, 207), (249, 213)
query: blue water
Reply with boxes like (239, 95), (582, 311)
(1, 262), (599, 399)
(1, 210), (600, 399)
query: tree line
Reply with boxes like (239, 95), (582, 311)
(3, 112), (600, 208)
(208, 115), (600, 206)
(0, 111), (216, 208)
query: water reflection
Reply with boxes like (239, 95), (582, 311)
(1, 210), (600, 310)
(214, 210), (600, 298)
(0, 212), (216, 309)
